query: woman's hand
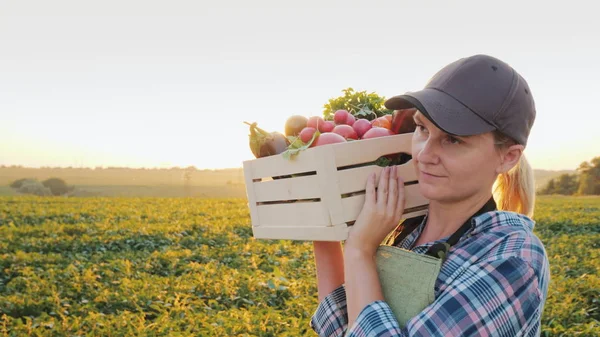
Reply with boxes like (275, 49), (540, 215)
(345, 166), (406, 256)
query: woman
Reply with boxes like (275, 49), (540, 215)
(310, 54), (550, 337)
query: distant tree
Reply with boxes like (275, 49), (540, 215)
(539, 174), (578, 195)
(539, 179), (556, 195)
(576, 157), (600, 195)
(18, 180), (52, 196)
(556, 174), (579, 195)
(10, 178), (36, 189)
(42, 178), (70, 196)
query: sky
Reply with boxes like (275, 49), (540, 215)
(1, 0), (599, 171)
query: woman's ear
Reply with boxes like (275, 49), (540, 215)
(496, 144), (524, 174)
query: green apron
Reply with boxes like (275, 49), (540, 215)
(374, 197), (497, 328)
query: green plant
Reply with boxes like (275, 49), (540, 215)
(0, 196), (598, 336)
(323, 87), (393, 121)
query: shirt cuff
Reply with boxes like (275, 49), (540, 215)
(310, 284), (348, 337)
(346, 300), (403, 337)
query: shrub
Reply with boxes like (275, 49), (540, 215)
(10, 178), (36, 189)
(41, 178), (70, 196)
(17, 180), (52, 196)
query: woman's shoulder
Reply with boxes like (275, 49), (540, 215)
(471, 210), (536, 234)
(470, 210), (544, 253)
(467, 210), (550, 289)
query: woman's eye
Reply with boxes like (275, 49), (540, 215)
(416, 124), (427, 133)
(447, 136), (462, 145)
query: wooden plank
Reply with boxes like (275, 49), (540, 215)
(255, 201), (330, 228)
(314, 146), (346, 227)
(340, 184), (429, 223)
(253, 174), (321, 202)
(333, 133), (413, 167)
(337, 161), (418, 194)
(243, 161), (262, 228)
(252, 225), (350, 241)
(242, 146), (323, 180)
(251, 210), (427, 241)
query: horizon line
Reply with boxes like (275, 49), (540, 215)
(0, 163), (578, 172)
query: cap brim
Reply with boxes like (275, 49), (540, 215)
(384, 89), (496, 137)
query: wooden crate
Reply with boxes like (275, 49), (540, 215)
(242, 132), (429, 241)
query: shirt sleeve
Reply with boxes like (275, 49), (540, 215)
(343, 256), (543, 337)
(310, 284), (349, 337)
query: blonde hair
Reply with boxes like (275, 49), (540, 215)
(492, 131), (535, 218)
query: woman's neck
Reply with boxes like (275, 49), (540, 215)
(415, 193), (493, 246)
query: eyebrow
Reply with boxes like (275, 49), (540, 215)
(413, 112), (473, 139)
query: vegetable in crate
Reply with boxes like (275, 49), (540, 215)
(352, 118), (372, 138)
(391, 108), (417, 134)
(245, 121), (292, 180)
(312, 132), (347, 147)
(284, 115), (308, 137)
(332, 124), (358, 140)
(245, 121), (290, 158)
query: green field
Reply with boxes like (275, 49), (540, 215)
(0, 196), (598, 336)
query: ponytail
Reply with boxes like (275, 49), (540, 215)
(492, 153), (535, 218)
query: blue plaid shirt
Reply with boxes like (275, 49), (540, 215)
(310, 211), (551, 337)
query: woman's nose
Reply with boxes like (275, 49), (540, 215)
(415, 139), (440, 165)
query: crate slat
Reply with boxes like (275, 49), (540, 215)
(340, 184), (429, 223)
(333, 133), (413, 167)
(315, 145), (346, 227)
(243, 161), (261, 230)
(252, 225), (350, 241)
(243, 147), (322, 180)
(251, 211), (428, 241)
(253, 174), (321, 202)
(337, 161), (418, 194)
(255, 201), (329, 227)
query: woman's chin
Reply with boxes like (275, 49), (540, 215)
(418, 182), (445, 201)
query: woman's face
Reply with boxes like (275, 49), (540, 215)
(410, 111), (501, 203)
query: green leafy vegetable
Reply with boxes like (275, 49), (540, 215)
(281, 130), (320, 160)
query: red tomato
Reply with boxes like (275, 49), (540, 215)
(352, 119), (372, 138)
(345, 113), (356, 126)
(310, 132), (347, 147)
(332, 124), (358, 140)
(299, 127), (317, 143)
(371, 117), (391, 130)
(362, 127), (394, 139)
(320, 120), (335, 133)
(333, 110), (350, 125)
(307, 116), (325, 130)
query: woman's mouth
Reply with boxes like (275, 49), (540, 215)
(420, 171), (445, 179)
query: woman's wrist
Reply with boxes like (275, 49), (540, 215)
(343, 243), (376, 260)
(344, 238), (377, 258)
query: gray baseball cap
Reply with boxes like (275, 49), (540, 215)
(385, 54), (536, 145)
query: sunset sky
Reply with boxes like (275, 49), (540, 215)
(1, 0), (598, 171)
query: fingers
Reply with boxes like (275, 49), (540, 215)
(387, 166), (398, 215)
(377, 167), (389, 206)
(396, 173), (406, 220)
(365, 171), (377, 204)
